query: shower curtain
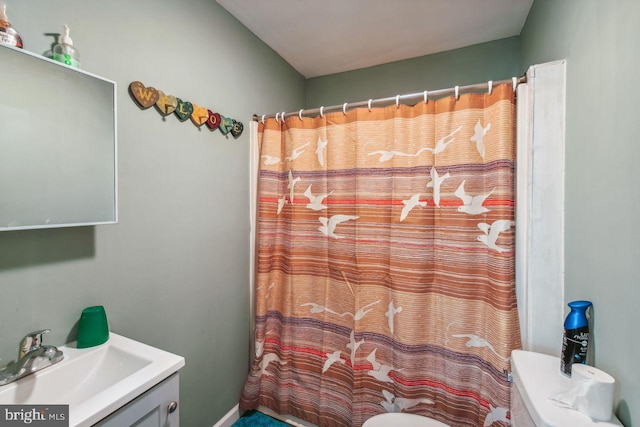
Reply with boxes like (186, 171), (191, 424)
(240, 84), (520, 427)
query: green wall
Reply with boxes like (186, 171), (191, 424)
(305, 36), (521, 108)
(3, 2), (637, 426)
(521, 1), (638, 425)
(0, 1), (304, 426)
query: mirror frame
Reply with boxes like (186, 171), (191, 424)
(0, 44), (118, 231)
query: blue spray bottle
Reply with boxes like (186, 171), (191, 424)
(560, 300), (592, 376)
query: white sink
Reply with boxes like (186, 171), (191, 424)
(0, 333), (185, 427)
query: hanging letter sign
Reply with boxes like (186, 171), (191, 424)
(130, 81), (159, 109)
(156, 90), (178, 115)
(128, 81), (243, 139)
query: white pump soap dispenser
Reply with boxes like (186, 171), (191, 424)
(53, 24), (80, 68)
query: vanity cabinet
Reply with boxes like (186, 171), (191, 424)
(94, 373), (180, 427)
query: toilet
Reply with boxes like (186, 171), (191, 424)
(362, 412), (448, 427)
(364, 350), (624, 427)
(511, 349), (623, 426)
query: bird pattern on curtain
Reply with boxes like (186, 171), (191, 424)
(240, 84), (520, 427)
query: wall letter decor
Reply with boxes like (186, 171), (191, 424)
(129, 81), (243, 138)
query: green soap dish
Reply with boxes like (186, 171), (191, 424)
(77, 305), (109, 348)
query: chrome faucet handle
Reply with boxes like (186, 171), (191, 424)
(0, 329), (63, 386)
(19, 329), (51, 359)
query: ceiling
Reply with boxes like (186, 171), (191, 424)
(216, 0), (534, 79)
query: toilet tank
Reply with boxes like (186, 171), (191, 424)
(510, 350), (623, 427)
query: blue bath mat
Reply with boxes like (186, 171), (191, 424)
(232, 410), (290, 426)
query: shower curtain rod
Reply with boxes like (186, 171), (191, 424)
(253, 76), (526, 122)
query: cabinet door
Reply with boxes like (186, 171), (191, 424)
(94, 373), (179, 427)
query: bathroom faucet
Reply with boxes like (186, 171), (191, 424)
(0, 329), (64, 386)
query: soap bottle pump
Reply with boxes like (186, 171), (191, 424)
(53, 24), (80, 68)
(560, 300), (592, 376)
(0, 0), (23, 48)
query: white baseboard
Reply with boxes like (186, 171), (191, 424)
(213, 404), (243, 427)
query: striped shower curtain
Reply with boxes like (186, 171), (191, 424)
(240, 84), (520, 427)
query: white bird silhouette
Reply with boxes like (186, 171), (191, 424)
(471, 120), (491, 159)
(264, 282), (276, 299)
(385, 301), (403, 334)
(367, 348), (399, 383)
(381, 389), (434, 413)
(318, 215), (359, 239)
(368, 150), (410, 162)
(368, 146), (431, 163)
(301, 302), (340, 316)
(322, 350), (345, 373)
(261, 154), (281, 165)
(255, 339), (265, 358)
(414, 147), (432, 156)
(346, 330), (365, 367)
(315, 137), (328, 166)
(424, 125), (462, 154)
(426, 167), (451, 207)
(339, 300), (381, 321)
(303, 184), (333, 211)
(483, 405), (510, 427)
(256, 282), (276, 298)
(455, 180), (495, 215)
(258, 353), (287, 377)
(287, 170), (301, 204)
(476, 220), (514, 253)
(400, 194), (427, 221)
(452, 333), (509, 361)
(255, 329), (276, 358)
(285, 142), (310, 162)
(277, 193), (287, 214)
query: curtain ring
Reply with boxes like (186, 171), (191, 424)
(281, 112), (286, 123)
(454, 85), (460, 100)
(298, 109), (304, 120)
(320, 106), (324, 118)
(423, 90), (428, 104)
(368, 99), (372, 112)
(487, 80), (493, 95)
(261, 115), (265, 124)
(343, 102), (348, 115)
(396, 95), (400, 109)
(275, 112), (280, 123)
(512, 77), (518, 91)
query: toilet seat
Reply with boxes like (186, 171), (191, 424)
(362, 413), (449, 427)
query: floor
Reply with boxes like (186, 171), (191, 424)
(231, 410), (290, 426)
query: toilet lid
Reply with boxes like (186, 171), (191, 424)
(362, 413), (449, 427)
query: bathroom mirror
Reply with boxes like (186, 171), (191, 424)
(0, 44), (117, 231)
